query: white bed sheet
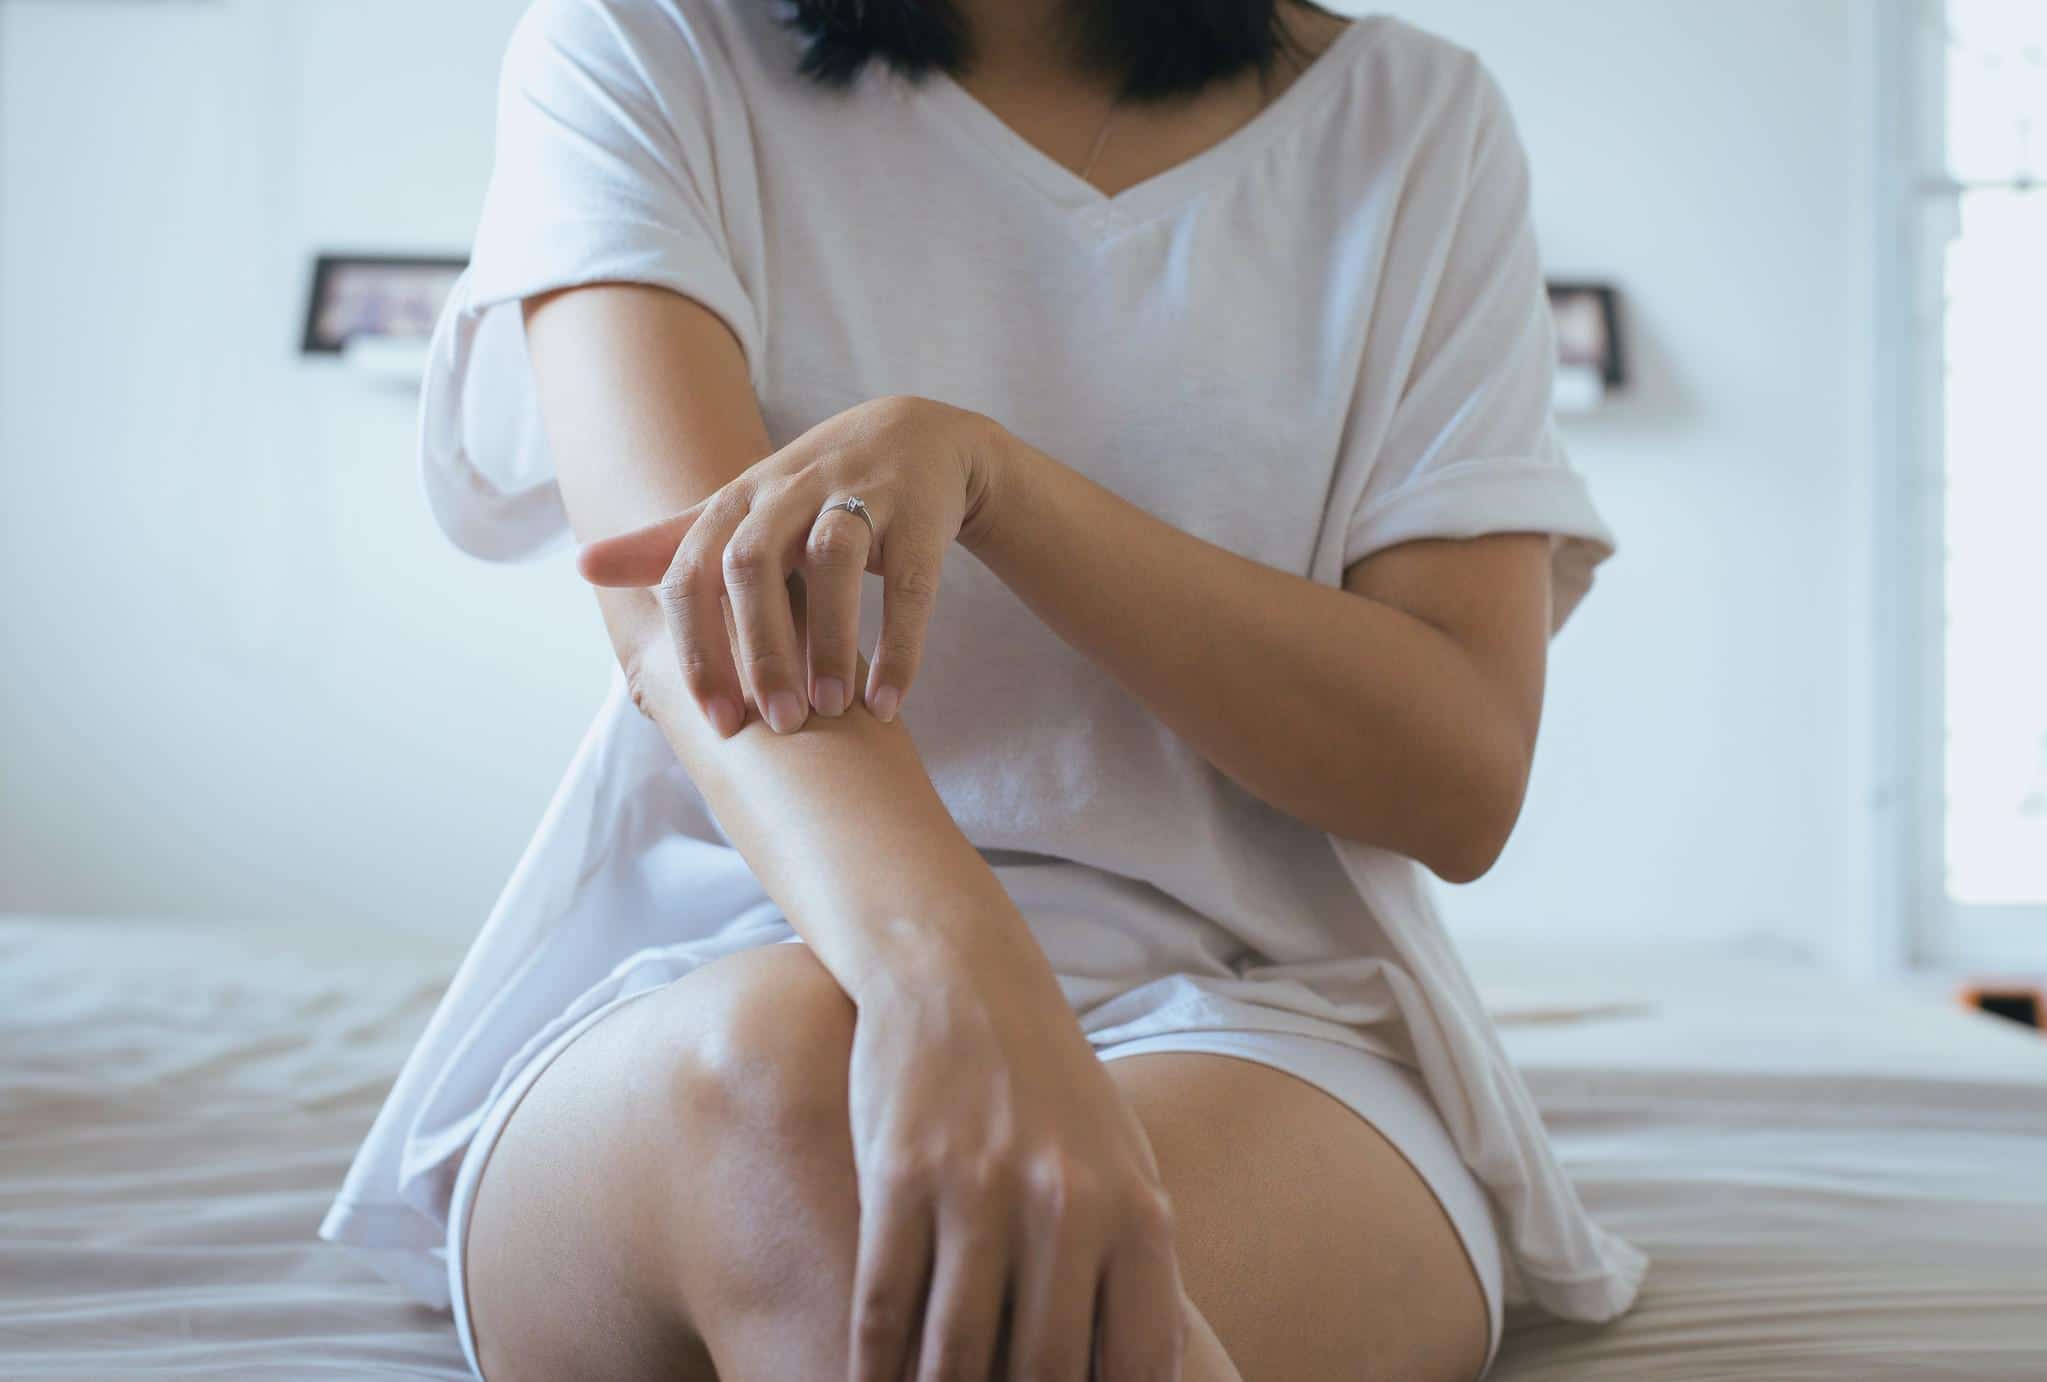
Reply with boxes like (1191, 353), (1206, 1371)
(1, 918), (468, 1380)
(1471, 940), (2047, 1380)
(3, 918), (2044, 1380)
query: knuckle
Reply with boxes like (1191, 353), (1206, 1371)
(722, 540), (774, 583)
(746, 473), (792, 505)
(657, 558), (712, 607)
(948, 1152), (1013, 1209)
(674, 645), (721, 697)
(704, 483), (752, 515)
(807, 521), (867, 567)
(739, 642), (796, 681)
(1026, 1154), (1100, 1218)
(890, 560), (941, 604)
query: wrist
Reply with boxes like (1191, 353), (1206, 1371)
(957, 411), (1028, 557)
(844, 894), (1067, 1018)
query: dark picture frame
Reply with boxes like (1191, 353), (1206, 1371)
(301, 253), (468, 355)
(1547, 281), (1626, 388)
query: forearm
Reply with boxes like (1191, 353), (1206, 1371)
(605, 585), (1069, 1010)
(963, 430), (1531, 880)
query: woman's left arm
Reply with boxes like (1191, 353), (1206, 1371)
(965, 423), (1553, 886)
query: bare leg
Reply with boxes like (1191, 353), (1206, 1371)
(1101, 1051), (1491, 1382)
(463, 943), (861, 1381)
(463, 943), (1470, 1381)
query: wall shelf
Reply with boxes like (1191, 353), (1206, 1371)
(341, 336), (429, 389)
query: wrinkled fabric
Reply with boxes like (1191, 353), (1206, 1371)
(329, 0), (1644, 1323)
(12, 921), (2047, 1378)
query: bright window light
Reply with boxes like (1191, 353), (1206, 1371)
(1940, 0), (2047, 907)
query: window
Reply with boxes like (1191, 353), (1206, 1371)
(1896, 0), (2047, 966)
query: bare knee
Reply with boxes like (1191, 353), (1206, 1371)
(633, 945), (864, 1329)
(650, 942), (858, 1140)
(465, 944), (861, 1382)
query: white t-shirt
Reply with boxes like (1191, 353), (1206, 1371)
(323, 0), (1644, 1325)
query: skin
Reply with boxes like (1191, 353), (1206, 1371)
(466, 3), (1532, 1378)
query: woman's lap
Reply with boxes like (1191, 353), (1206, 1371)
(447, 942), (1502, 1381)
(448, 985), (673, 1380)
(1096, 1034), (1501, 1380)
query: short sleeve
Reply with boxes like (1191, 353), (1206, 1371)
(1340, 62), (1614, 633)
(419, 0), (765, 561)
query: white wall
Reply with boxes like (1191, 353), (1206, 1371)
(0, 0), (611, 933)
(1384, 1), (1882, 964)
(1, 0), (1883, 960)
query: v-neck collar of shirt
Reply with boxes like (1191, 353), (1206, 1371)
(899, 17), (1386, 238)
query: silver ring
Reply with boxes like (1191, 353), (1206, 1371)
(818, 495), (874, 537)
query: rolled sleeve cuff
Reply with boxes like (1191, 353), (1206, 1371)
(1343, 454), (1618, 633)
(417, 217), (761, 564)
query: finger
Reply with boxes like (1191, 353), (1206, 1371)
(914, 1199), (1010, 1382)
(657, 494), (748, 738)
(577, 504), (705, 587)
(1093, 1191), (1185, 1382)
(1002, 1198), (1099, 1382)
(862, 533), (942, 725)
(802, 504), (874, 718)
(849, 1182), (936, 1382)
(723, 501), (812, 736)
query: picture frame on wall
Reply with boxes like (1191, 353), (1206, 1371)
(300, 253), (467, 356)
(1547, 281), (1626, 386)
(1547, 281), (1625, 414)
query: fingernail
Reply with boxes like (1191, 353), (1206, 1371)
(706, 695), (742, 738)
(814, 676), (848, 717)
(765, 689), (806, 735)
(869, 683), (901, 723)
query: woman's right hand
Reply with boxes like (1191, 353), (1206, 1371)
(844, 937), (1187, 1382)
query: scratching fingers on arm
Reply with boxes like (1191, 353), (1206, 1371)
(799, 514), (872, 718)
(721, 500), (819, 735)
(579, 391), (986, 730)
(863, 533), (941, 726)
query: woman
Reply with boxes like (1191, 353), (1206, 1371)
(322, 0), (1647, 1377)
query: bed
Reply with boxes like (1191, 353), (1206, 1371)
(4, 916), (2044, 1379)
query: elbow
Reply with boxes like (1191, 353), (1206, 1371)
(1428, 832), (1509, 888)
(1422, 746), (1532, 887)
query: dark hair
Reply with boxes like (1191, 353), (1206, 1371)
(774, 0), (1327, 103)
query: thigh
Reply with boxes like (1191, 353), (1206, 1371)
(456, 941), (1263, 1382)
(458, 941), (864, 1382)
(1102, 1048), (1493, 1382)
(457, 984), (723, 1382)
